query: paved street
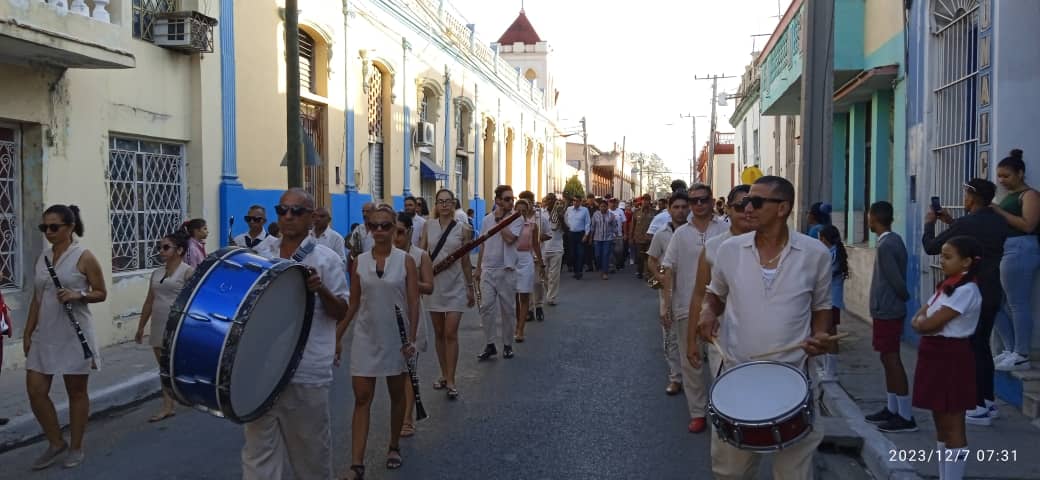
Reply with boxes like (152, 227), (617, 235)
(0, 271), (868, 479)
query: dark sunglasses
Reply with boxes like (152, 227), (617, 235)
(160, 244), (176, 252)
(729, 202), (747, 212)
(38, 223), (67, 233)
(689, 196), (713, 205)
(740, 196), (787, 209)
(274, 204), (313, 217)
(244, 215), (265, 223)
(367, 221), (394, 232)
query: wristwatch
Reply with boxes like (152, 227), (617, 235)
(78, 289), (88, 302)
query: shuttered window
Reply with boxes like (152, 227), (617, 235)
(299, 30), (316, 94)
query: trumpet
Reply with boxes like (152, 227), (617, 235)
(648, 263), (664, 290)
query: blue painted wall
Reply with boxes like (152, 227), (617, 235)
(834, 0), (865, 71)
(223, 185), (369, 242)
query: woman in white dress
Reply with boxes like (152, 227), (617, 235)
(513, 198), (543, 342)
(393, 212), (434, 438)
(23, 204), (107, 470)
(134, 231), (194, 422)
(419, 189), (474, 400)
(337, 206), (420, 479)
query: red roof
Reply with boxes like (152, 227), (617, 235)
(497, 10), (543, 45)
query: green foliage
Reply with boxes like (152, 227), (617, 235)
(563, 175), (585, 200)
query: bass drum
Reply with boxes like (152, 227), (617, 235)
(160, 247), (314, 423)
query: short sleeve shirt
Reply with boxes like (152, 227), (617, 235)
(661, 219), (729, 318)
(925, 283), (981, 338)
(647, 223), (676, 260)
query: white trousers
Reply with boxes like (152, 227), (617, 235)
(541, 252), (563, 305)
(241, 383), (332, 480)
(479, 267), (516, 347)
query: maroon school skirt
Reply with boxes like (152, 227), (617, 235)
(912, 336), (976, 413)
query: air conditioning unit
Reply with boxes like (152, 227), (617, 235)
(416, 121), (436, 148)
(153, 11), (218, 54)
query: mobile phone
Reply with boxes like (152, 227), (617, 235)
(930, 196), (942, 212)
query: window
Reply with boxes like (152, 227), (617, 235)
(107, 137), (186, 273)
(133, 0), (176, 40)
(0, 126), (20, 289)
(419, 90), (432, 123)
(299, 30), (317, 95)
(752, 128), (760, 166)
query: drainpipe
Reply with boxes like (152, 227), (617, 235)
(443, 67), (452, 190)
(402, 37), (412, 197)
(473, 84), (480, 201)
(343, 0), (356, 195)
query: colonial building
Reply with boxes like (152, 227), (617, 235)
(1, 0), (223, 369)
(222, 2), (566, 239)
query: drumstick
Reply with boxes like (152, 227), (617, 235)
(708, 337), (733, 365)
(750, 332), (850, 360)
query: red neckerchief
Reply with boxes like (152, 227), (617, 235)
(930, 272), (966, 305)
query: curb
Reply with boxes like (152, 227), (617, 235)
(821, 382), (923, 480)
(0, 370), (161, 454)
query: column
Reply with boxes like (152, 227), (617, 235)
(473, 85), (481, 201)
(443, 68), (452, 190)
(344, 2), (357, 194)
(218, 0), (241, 247)
(401, 37), (412, 197)
(831, 113), (848, 235)
(846, 102), (868, 243)
(869, 90), (893, 246)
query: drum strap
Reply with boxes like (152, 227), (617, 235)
(291, 239), (317, 262)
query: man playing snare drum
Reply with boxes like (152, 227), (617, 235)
(700, 176), (836, 480)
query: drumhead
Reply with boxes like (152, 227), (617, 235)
(711, 362), (808, 422)
(228, 265), (310, 418)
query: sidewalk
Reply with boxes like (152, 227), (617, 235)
(822, 316), (1040, 480)
(0, 340), (160, 453)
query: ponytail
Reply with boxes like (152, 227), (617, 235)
(43, 204), (85, 237)
(819, 225), (849, 280)
(939, 236), (984, 295)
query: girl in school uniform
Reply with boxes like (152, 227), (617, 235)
(181, 218), (208, 267)
(392, 212), (434, 438)
(337, 205), (420, 479)
(818, 225), (849, 383)
(911, 235), (984, 480)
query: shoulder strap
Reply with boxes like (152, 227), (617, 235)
(430, 220), (457, 260)
(291, 239), (317, 262)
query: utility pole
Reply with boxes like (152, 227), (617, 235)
(580, 117), (590, 194)
(620, 135), (626, 199)
(694, 74), (736, 188)
(679, 113), (701, 184)
(799, 0), (835, 231)
(285, 0), (303, 188)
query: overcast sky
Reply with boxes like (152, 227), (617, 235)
(448, 0), (791, 183)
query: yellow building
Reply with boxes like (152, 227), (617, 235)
(223, 1), (567, 238)
(0, 0), (223, 370)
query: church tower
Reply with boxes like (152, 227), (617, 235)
(493, 9), (557, 112)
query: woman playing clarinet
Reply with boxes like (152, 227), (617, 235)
(24, 204), (106, 470)
(336, 205), (420, 479)
(393, 212), (434, 437)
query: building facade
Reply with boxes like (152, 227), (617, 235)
(222, 2), (566, 240)
(1, 0), (223, 370)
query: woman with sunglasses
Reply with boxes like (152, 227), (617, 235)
(513, 198), (544, 341)
(392, 212), (434, 438)
(134, 231), (195, 422)
(180, 218), (208, 267)
(337, 205), (420, 478)
(24, 204), (107, 470)
(419, 189), (474, 400)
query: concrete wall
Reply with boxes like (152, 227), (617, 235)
(844, 245), (875, 322)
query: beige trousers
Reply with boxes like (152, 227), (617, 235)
(710, 399), (824, 480)
(241, 383), (332, 480)
(479, 267), (516, 347)
(542, 252), (563, 305)
(675, 315), (707, 418)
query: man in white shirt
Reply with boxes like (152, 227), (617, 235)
(404, 196), (426, 246)
(609, 198), (627, 271)
(564, 196), (591, 280)
(346, 202), (375, 267)
(242, 188), (349, 480)
(661, 184), (728, 434)
(647, 179), (693, 235)
(539, 194), (565, 307)
(701, 176), (834, 479)
(647, 193), (690, 399)
(476, 185), (524, 360)
(310, 207), (347, 268)
(234, 205), (269, 248)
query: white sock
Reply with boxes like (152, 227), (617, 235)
(937, 442), (946, 480)
(944, 447), (968, 480)
(887, 393), (898, 413)
(896, 395), (913, 421)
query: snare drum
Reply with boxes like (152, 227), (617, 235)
(707, 361), (814, 452)
(160, 247), (314, 423)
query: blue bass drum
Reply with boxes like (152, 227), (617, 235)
(159, 247), (314, 423)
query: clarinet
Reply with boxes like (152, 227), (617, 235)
(393, 305), (428, 421)
(432, 211), (522, 275)
(43, 257), (94, 360)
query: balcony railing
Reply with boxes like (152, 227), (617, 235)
(39, 0), (113, 23)
(0, 0), (134, 68)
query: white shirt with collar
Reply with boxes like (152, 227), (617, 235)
(707, 230), (832, 368)
(254, 238), (349, 385)
(480, 212), (523, 269)
(610, 208), (626, 236)
(647, 209), (694, 235)
(410, 215), (426, 246)
(310, 227), (347, 265)
(661, 217), (729, 318)
(234, 231), (269, 249)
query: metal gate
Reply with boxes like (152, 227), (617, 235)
(370, 142), (384, 202)
(0, 125), (20, 289)
(301, 102), (327, 208)
(930, 1), (979, 287)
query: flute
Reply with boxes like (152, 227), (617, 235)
(393, 305), (428, 421)
(43, 257), (94, 360)
(432, 211), (522, 275)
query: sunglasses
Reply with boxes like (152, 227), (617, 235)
(274, 204), (313, 217)
(740, 196), (787, 209)
(244, 215), (265, 223)
(689, 196), (713, 206)
(729, 202), (747, 212)
(38, 223), (67, 233)
(367, 221), (394, 232)
(160, 244), (176, 251)
(436, 198), (454, 205)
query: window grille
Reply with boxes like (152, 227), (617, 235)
(301, 102), (327, 207)
(299, 30), (317, 95)
(132, 0), (176, 40)
(419, 91), (431, 123)
(107, 137), (186, 273)
(0, 126), (21, 289)
(366, 67), (383, 140)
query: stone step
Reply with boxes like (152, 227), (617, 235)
(1023, 391), (1040, 420)
(1011, 367), (1040, 394)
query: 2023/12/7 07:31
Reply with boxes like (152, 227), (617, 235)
(888, 449), (1018, 463)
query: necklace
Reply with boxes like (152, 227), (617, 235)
(758, 234), (789, 267)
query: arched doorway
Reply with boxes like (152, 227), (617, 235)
(483, 118), (496, 202)
(504, 128), (515, 186)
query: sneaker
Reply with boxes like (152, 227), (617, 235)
(477, 344), (497, 361)
(864, 408), (896, 425)
(503, 345), (515, 359)
(988, 404), (1000, 419)
(62, 449), (85, 469)
(32, 443), (68, 470)
(965, 406), (993, 426)
(993, 350), (1014, 364)
(995, 353), (1031, 371)
(536, 307), (545, 322)
(877, 415), (918, 433)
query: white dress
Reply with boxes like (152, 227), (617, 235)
(27, 242), (100, 374)
(350, 249), (409, 377)
(424, 218), (470, 312)
(407, 246), (432, 352)
(147, 263), (192, 348)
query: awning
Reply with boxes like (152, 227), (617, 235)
(420, 157), (448, 180)
(833, 65), (900, 112)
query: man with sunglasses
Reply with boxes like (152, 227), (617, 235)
(476, 185), (524, 360)
(346, 202), (376, 268)
(233, 205), (269, 248)
(660, 184), (728, 433)
(702, 176), (833, 478)
(310, 207), (347, 269)
(242, 188), (349, 480)
(647, 179), (692, 236)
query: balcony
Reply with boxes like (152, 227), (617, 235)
(0, 0), (135, 69)
(758, 0), (864, 115)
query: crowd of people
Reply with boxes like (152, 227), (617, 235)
(6, 148), (1036, 480)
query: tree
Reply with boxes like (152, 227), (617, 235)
(628, 152), (672, 196)
(563, 175), (585, 200)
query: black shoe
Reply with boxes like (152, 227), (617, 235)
(864, 408), (896, 425)
(526, 311), (534, 324)
(477, 344), (497, 361)
(503, 345), (515, 358)
(536, 307), (545, 322)
(0, 417), (8, 426)
(877, 415), (918, 433)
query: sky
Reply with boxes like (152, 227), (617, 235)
(448, 0), (791, 183)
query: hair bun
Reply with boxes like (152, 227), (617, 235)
(1010, 149), (1024, 160)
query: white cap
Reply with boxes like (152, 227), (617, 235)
(618, 201), (627, 209)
